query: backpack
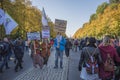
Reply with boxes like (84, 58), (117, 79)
(85, 48), (98, 74)
(104, 54), (114, 72)
(0, 42), (9, 56)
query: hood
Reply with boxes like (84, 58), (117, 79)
(99, 45), (115, 53)
(99, 45), (116, 62)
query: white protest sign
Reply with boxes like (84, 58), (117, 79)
(27, 32), (40, 40)
(42, 30), (50, 38)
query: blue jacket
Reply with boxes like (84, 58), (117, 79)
(54, 37), (66, 51)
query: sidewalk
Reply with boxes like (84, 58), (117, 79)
(14, 50), (69, 80)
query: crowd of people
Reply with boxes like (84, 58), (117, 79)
(54, 34), (120, 80)
(0, 33), (120, 80)
(0, 37), (54, 73)
(0, 37), (24, 73)
(78, 35), (120, 80)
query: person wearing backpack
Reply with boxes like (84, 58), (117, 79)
(78, 37), (102, 80)
(98, 35), (120, 80)
(14, 40), (24, 72)
(0, 38), (10, 73)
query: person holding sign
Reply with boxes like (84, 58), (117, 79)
(54, 32), (66, 69)
(41, 39), (51, 65)
(32, 40), (44, 69)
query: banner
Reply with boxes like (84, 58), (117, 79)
(42, 8), (49, 30)
(4, 12), (18, 34)
(54, 19), (67, 33)
(0, 8), (5, 25)
(42, 30), (50, 38)
(27, 32), (40, 40)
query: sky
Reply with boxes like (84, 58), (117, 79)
(31, 0), (109, 37)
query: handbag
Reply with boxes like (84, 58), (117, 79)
(104, 54), (114, 72)
(80, 67), (87, 80)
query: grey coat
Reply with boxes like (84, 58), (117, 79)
(79, 47), (102, 69)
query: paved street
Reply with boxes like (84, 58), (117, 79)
(68, 50), (81, 80)
(0, 51), (33, 80)
(14, 49), (69, 80)
(0, 48), (81, 80)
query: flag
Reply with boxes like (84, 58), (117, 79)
(0, 8), (5, 25)
(42, 8), (48, 26)
(4, 12), (18, 34)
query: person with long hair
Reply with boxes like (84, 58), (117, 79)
(98, 35), (120, 80)
(32, 40), (43, 69)
(41, 39), (51, 65)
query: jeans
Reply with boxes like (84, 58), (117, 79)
(55, 48), (63, 68)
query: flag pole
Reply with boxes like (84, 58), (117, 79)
(0, 0), (3, 39)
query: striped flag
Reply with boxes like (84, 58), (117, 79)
(4, 12), (18, 34)
(0, 8), (5, 25)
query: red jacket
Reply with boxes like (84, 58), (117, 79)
(98, 45), (120, 79)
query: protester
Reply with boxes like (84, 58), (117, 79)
(0, 37), (10, 73)
(98, 35), (120, 80)
(54, 32), (66, 69)
(50, 38), (54, 51)
(79, 39), (84, 50)
(74, 39), (78, 52)
(7, 38), (14, 61)
(25, 39), (29, 54)
(29, 40), (34, 58)
(65, 38), (72, 57)
(78, 37), (102, 80)
(32, 40), (43, 69)
(71, 39), (74, 51)
(14, 40), (24, 72)
(41, 39), (51, 65)
(78, 39), (81, 51)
